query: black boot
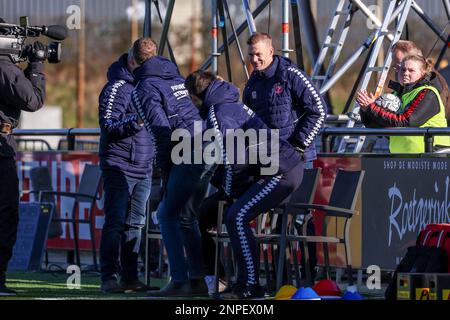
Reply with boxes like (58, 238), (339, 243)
(188, 278), (208, 296)
(146, 280), (191, 297)
(146, 279), (208, 297)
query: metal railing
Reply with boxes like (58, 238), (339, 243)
(13, 128), (100, 151)
(321, 127), (450, 153)
(12, 125), (450, 154)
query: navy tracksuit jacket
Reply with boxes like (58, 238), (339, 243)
(243, 55), (327, 162)
(203, 80), (304, 286)
(98, 53), (154, 178)
(131, 55), (203, 173)
(131, 56), (209, 282)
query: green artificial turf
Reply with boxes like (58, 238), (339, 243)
(3, 271), (168, 300)
(2, 271), (385, 300)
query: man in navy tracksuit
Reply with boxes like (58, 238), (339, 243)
(243, 32), (326, 163)
(130, 38), (210, 297)
(243, 33), (326, 280)
(98, 51), (155, 293)
(185, 71), (304, 299)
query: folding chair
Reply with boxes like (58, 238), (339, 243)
(29, 166), (63, 268)
(29, 166), (62, 239)
(144, 179), (165, 285)
(210, 168), (322, 294)
(39, 164), (102, 270)
(276, 169), (365, 290)
(212, 198), (236, 295)
(256, 168), (321, 290)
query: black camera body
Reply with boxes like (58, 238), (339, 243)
(0, 16), (67, 64)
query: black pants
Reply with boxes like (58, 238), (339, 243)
(199, 169), (317, 283)
(0, 158), (19, 284)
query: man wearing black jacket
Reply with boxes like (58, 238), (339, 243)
(0, 17), (46, 296)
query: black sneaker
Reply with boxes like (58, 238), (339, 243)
(219, 283), (265, 300)
(146, 279), (208, 298)
(120, 279), (159, 293)
(146, 280), (189, 297)
(0, 285), (16, 296)
(188, 278), (209, 296)
(100, 279), (124, 294)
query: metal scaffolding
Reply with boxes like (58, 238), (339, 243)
(142, 0), (450, 152)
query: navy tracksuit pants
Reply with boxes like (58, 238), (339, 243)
(225, 162), (304, 286)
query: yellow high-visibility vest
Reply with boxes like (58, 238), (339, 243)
(390, 85), (450, 153)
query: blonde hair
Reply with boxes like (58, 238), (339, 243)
(402, 54), (433, 75)
(247, 32), (272, 46)
(392, 40), (423, 56)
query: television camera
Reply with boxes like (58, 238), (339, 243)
(0, 16), (68, 64)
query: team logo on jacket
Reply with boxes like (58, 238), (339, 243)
(252, 91), (257, 99)
(257, 178), (265, 185)
(274, 83), (284, 94)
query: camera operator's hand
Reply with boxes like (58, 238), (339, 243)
(29, 41), (46, 62)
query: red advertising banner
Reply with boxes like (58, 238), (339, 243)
(16, 151), (363, 268)
(17, 151), (103, 251)
(312, 156), (363, 267)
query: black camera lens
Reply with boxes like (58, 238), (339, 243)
(47, 42), (61, 64)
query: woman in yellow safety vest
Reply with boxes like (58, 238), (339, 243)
(357, 54), (450, 153)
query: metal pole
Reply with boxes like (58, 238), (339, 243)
(432, 0), (450, 68)
(341, 44), (375, 115)
(158, 0), (175, 55)
(322, 134), (332, 153)
(242, 0), (257, 35)
(298, 0), (320, 66)
(218, 0), (232, 81)
(76, 0), (85, 128)
(281, 0), (290, 58)
(211, 0), (219, 74)
(291, 0), (304, 69)
(411, 0), (448, 43)
(143, 0), (152, 37)
(351, 0), (394, 41)
(200, 0), (272, 71)
(319, 34), (375, 94)
(435, 34), (450, 69)
(320, 2), (405, 94)
(67, 129), (75, 151)
(154, 0), (177, 64)
(223, 0), (249, 79)
(424, 132), (434, 153)
(444, 0), (450, 20)
(376, 0), (384, 66)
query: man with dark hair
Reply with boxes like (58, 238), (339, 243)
(0, 18), (47, 296)
(131, 37), (210, 297)
(98, 48), (158, 293)
(185, 70), (304, 299)
(243, 32), (326, 282)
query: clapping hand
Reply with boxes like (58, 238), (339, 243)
(356, 90), (376, 110)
